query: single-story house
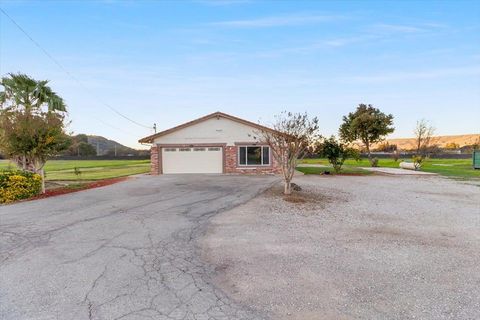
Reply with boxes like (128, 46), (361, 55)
(138, 112), (282, 175)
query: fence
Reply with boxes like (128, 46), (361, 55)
(51, 155), (150, 161)
(305, 152), (473, 160)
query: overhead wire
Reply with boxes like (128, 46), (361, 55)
(0, 7), (154, 135)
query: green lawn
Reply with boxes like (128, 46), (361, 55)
(299, 158), (480, 180)
(0, 159), (150, 181)
(296, 166), (372, 175)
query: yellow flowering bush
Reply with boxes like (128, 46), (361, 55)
(0, 170), (42, 204)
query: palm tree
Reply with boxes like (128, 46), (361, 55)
(0, 73), (66, 113)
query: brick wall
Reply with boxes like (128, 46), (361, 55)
(150, 145), (160, 175)
(150, 145), (281, 175)
(224, 146), (281, 174)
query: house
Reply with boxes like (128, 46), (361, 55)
(138, 112), (282, 175)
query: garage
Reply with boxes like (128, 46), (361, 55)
(139, 112), (281, 175)
(161, 146), (223, 174)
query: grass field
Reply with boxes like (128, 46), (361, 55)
(296, 165), (372, 175)
(1, 158), (477, 181)
(0, 159), (150, 181)
(299, 158), (480, 180)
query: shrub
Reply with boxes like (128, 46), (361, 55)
(412, 156), (424, 170)
(0, 170), (42, 204)
(319, 136), (359, 173)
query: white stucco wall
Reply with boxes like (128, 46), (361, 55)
(153, 117), (260, 146)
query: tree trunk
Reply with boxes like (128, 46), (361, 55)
(40, 168), (46, 194)
(284, 180), (291, 195)
(365, 142), (376, 167)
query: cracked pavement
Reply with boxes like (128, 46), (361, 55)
(0, 174), (277, 320)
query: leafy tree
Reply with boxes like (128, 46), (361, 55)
(339, 104), (394, 166)
(0, 73), (70, 193)
(257, 112), (320, 195)
(374, 142), (397, 152)
(444, 142), (460, 150)
(78, 142), (97, 156)
(472, 136), (480, 151)
(318, 136), (358, 173)
(75, 134), (88, 144)
(63, 134), (96, 156)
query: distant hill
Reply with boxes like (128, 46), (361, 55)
(379, 134), (480, 150)
(61, 134), (149, 157)
(86, 135), (137, 156)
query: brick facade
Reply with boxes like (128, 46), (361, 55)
(150, 144), (281, 175)
(150, 145), (160, 175)
(224, 146), (281, 174)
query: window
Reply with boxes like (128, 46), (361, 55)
(238, 146), (270, 166)
(193, 148), (206, 151)
(164, 148), (176, 152)
(208, 147), (221, 151)
(179, 148), (191, 152)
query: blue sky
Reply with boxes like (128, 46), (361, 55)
(1, 0), (479, 148)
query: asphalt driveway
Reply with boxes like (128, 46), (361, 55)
(0, 174), (277, 320)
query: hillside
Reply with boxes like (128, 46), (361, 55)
(382, 134), (480, 150)
(86, 135), (137, 156)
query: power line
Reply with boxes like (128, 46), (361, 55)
(0, 7), (153, 131)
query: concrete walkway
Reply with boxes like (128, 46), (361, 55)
(298, 163), (436, 175)
(360, 167), (436, 175)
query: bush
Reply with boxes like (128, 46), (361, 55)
(319, 136), (359, 173)
(0, 170), (42, 204)
(412, 156), (424, 170)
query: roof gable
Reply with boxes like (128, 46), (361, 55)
(138, 111), (278, 143)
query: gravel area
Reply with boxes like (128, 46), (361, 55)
(201, 175), (480, 320)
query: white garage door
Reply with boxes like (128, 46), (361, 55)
(162, 147), (223, 174)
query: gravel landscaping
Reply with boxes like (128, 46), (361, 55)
(201, 175), (480, 320)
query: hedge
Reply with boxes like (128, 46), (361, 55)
(0, 170), (42, 204)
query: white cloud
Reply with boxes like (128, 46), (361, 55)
(211, 13), (344, 28)
(346, 66), (480, 83)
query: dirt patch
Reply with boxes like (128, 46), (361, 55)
(352, 226), (458, 248)
(282, 185), (330, 204)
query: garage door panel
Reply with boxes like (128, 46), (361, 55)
(162, 147), (223, 174)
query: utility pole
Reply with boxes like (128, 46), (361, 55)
(153, 123), (157, 133)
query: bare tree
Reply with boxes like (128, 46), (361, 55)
(414, 119), (435, 157)
(257, 112), (320, 195)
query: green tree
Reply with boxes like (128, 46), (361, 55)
(78, 142), (97, 156)
(0, 73), (70, 193)
(318, 136), (358, 173)
(339, 104), (394, 166)
(75, 134), (88, 144)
